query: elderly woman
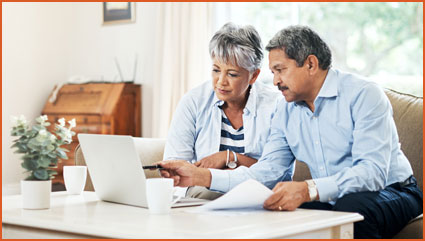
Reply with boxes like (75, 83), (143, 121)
(163, 23), (281, 199)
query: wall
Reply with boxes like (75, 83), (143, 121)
(2, 3), (161, 193)
(2, 3), (74, 193)
(67, 2), (160, 139)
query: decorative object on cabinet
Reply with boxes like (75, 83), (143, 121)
(42, 83), (141, 189)
(103, 2), (135, 25)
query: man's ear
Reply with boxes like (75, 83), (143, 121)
(305, 55), (319, 74)
(249, 69), (261, 85)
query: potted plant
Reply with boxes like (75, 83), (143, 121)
(10, 115), (76, 209)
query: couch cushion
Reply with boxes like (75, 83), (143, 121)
(384, 89), (423, 191)
(392, 214), (423, 239)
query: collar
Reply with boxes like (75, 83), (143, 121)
(212, 84), (257, 116)
(316, 68), (338, 98)
(294, 68), (338, 107)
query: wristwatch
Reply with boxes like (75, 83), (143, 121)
(305, 179), (318, 202)
(227, 151), (238, 169)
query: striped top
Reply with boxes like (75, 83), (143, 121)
(219, 108), (245, 154)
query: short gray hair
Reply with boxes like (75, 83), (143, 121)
(209, 23), (263, 72)
(266, 26), (332, 70)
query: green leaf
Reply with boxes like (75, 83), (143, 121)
(47, 170), (58, 179)
(21, 160), (36, 171)
(32, 125), (43, 132)
(56, 148), (68, 159)
(56, 147), (69, 153)
(48, 152), (57, 159)
(14, 149), (26, 154)
(39, 156), (52, 168)
(34, 169), (49, 180)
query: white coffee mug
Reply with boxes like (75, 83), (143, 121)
(63, 166), (87, 195)
(146, 178), (179, 214)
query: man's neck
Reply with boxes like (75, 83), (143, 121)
(304, 69), (329, 112)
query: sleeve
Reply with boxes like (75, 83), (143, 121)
(315, 83), (394, 202)
(210, 102), (295, 192)
(163, 93), (197, 162)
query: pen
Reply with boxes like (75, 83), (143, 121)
(142, 164), (164, 170)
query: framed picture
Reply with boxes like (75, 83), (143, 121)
(103, 2), (135, 25)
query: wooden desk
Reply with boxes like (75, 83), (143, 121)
(2, 192), (363, 239)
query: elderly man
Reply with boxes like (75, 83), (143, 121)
(159, 26), (422, 238)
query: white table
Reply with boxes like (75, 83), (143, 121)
(2, 192), (363, 239)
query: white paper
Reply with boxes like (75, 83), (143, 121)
(199, 179), (273, 210)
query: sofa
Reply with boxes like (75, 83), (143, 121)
(75, 88), (422, 238)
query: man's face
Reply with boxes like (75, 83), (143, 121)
(268, 48), (311, 103)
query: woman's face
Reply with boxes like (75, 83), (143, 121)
(211, 58), (259, 104)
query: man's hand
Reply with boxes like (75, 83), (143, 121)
(158, 160), (212, 187)
(194, 151), (227, 169)
(263, 181), (310, 211)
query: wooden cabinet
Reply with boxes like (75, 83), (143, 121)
(42, 83), (141, 185)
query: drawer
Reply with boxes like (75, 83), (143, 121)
(47, 115), (101, 125)
(73, 125), (102, 134)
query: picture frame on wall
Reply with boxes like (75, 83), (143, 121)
(103, 2), (135, 25)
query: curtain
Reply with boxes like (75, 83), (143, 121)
(152, 3), (213, 138)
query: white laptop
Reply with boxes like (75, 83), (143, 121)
(78, 134), (209, 208)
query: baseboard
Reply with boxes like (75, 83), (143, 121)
(2, 183), (21, 196)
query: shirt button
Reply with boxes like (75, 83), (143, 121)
(319, 166), (325, 171)
(315, 141), (319, 145)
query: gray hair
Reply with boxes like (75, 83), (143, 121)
(266, 25), (332, 70)
(209, 23), (263, 72)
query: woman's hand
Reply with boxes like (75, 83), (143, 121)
(194, 151), (227, 169)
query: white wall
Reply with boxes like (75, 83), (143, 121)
(2, 3), (161, 191)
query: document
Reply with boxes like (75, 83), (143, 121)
(199, 179), (273, 210)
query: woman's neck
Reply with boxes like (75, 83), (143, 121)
(223, 86), (251, 112)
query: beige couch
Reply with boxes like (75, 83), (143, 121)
(75, 88), (422, 238)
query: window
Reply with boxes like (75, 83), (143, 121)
(228, 2), (423, 97)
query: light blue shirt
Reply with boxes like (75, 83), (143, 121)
(164, 81), (282, 163)
(210, 68), (413, 203)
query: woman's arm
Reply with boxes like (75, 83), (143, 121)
(194, 151), (257, 169)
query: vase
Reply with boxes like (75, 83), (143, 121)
(21, 179), (51, 209)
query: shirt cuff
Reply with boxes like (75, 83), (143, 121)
(314, 176), (339, 203)
(209, 168), (230, 193)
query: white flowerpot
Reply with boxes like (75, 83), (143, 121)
(21, 180), (51, 209)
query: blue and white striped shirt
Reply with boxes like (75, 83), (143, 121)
(219, 108), (245, 154)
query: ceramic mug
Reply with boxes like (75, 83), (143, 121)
(146, 178), (180, 214)
(63, 166), (87, 195)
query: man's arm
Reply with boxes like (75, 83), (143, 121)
(159, 160), (212, 187)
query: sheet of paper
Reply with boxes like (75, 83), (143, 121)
(199, 179), (273, 210)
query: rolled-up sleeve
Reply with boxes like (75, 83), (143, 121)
(163, 94), (197, 162)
